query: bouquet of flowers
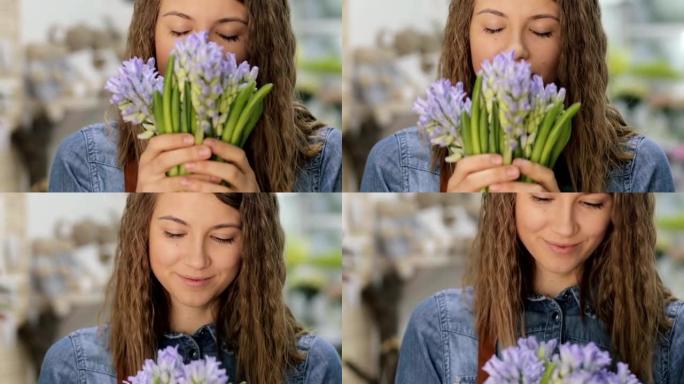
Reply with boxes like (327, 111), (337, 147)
(483, 336), (641, 384)
(414, 50), (580, 169)
(106, 31), (272, 176)
(124, 346), (245, 384)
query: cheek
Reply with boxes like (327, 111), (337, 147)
(529, 41), (561, 82)
(580, 217), (610, 247)
(210, 246), (242, 275)
(154, 26), (175, 74)
(469, 29), (506, 72)
(149, 235), (182, 277)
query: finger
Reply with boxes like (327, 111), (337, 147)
(139, 134), (195, 164)
(449, 154), (504, 187)
(513, 159), (560, 192)
(489, 182), (546, 193)
(185, 160), (243, 184)
(152, 145), (212, 175)
(203, 139), (252, 175)
(455, 165), (520, 192)
(187, 174), (222, 184)
(184, 161), (252, 191)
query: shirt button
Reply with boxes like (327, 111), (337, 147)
(552, 312), (560, 321)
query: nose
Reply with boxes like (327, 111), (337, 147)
(507, 30), (530, 62)
(550, 201), (579, 238)
(183, 237), (211, 270)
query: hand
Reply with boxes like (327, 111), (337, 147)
(183, 138), (260, 192)
(489, 159), (560, 192)
(136, 134), (222, 192)
(446, 154), (521, 192)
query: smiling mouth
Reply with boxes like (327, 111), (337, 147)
(178, 274), (214, 287)
(544, 240), (580, 254)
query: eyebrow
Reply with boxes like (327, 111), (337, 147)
(162, 11), (247, 25)
(158, 216), (241, 230)
(476, 9), (559, 21)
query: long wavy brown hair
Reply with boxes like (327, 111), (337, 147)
(470, 193), (674, 383)
(105, 193), (305, 383)
(436, 0), (635, 191)
(117, 0), (325, 191)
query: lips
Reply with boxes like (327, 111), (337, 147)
(177, 274), (214, 287)
(544, 240), (580, 255)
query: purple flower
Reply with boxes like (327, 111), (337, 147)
(216, 52), (259, 133)
(480, 50), (533, 154)
(552, 342), (612, 377)
(125, 346), (185, 384)
(483, 337), (642, 384)
(173, 32), (225, 135)
(125, 346), (231, 384)
(413, 79), (472, 161)
(105, 57), (163, 138)
(483, 337), (545, 383)
(183, 356), (229, 384)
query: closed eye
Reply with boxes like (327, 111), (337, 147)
(484, 27), (504, 34)
(581, 201), (605, 209)
(531, 195), (553, 203)
(164, 231), (186, 239)
(170, 30), (191, 37)
(212, 236), (235, 244)
(218, 33), (240, 42)
(531, 30), (553, 38)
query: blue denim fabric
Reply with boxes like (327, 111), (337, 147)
(360, 127), (676, 192)
(38, 324), (341, 384)
(49, 123), (342, 192)
(395, 287), (684, 384)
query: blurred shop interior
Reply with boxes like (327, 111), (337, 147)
(341, 193), (684, 384)
(0, 193), (342, 383)
(0, 0), (341, 192)
(342, 0), (684, 191)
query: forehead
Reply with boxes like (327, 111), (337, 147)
(473, 0), (560, 19)
(153, 194), (241, 226)
(158, 0), (246, 20)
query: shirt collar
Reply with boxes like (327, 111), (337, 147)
(162, 323), (218, 343)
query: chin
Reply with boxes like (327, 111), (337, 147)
(174, 291), (215, 308)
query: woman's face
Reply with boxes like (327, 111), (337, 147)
(155, 0), (248, 74)
(149, 194), (242, 312)
(515, 193), (612, 287)
(469, 0), (561, 82)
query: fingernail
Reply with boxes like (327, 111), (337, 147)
(489, 184), (500, 192)
(491, 155), (503, 165)
(199, 147), (211, 157)
(184, 163), (195, 171)
(183, 135), (194, 145)
(180, 177), (191, 186)
(507, 167), (519, 177)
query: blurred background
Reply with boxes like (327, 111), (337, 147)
(342, 193), (684, 384)
(0, 0), (341, 192)
(342, 0), (684, 191)
(0, 193), (342, 383)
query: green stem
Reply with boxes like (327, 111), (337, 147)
(231, 83), (273, 145)
(540, 102), (581, 166)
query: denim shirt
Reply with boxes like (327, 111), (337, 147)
(395, 288), (684, 384)
(49, 123), (342, 192)
(38, 324), (342, 384)
(360, 127), (675, 192)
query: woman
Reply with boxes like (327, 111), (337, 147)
(39, 193), (342, 383)
(395, 193), (684, 384)
(361, 0), (674, 192)
(49, 0), (342, 192)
